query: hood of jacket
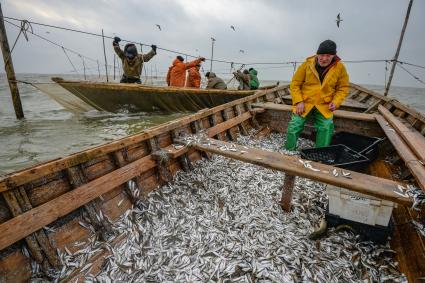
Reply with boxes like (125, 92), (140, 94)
(208, 72), (217, 78)
(172, 58), (183, 67)
(249, 69), (258, 76)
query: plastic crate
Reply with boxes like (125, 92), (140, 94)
(325, 184), (396, 244)
(332, 132), (381, 161)
(300, 144), (370, 172)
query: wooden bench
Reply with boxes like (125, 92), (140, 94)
(252, 102), (376, 121)
(280, 94), (368, 111)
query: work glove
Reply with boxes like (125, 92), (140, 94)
(113, 36), (121, 44)
(151, 44), (157, 52)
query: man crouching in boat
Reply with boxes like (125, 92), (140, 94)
(205, 72), (227, 89)
(113, 36), (157, 84)
(284, 40), (349, 150)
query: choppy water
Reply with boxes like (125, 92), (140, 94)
(0, 73), (424, 176)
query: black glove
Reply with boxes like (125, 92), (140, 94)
(151, 44), (157, 52)
(113, 36), (121, 44)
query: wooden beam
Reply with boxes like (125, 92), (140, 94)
(379, 105), (425, 163)
(183, 137), (413, 206)
(0, 4), (24, 119)
(206, 111), (252, 138)
(251, 102), (376, 122)
(0, 155), (157, 251)
(375, 114), (425, 192)
(280, 174), (296, 212)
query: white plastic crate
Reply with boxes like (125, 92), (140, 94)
(325, 184), (397, 226)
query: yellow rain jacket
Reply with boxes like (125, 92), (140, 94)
(290, 55), (349, 119)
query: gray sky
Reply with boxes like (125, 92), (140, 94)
(1, 0), (424, 87)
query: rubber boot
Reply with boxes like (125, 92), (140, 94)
(284, 114), (307, 150)
(314, 110), (334, 148)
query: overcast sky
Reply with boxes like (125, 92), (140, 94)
(1, 0), (424, 87)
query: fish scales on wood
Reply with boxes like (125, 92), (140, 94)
(181, 137), (413, 206)
(379, 105), (425, 163)
(0, 154), (158, 251)
(376, 115), (425, 192)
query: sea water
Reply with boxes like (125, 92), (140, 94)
(0, 73), (424, 175)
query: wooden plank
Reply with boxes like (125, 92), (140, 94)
(375, 114), (425, 192)
(0, 155), (157, 251)
(184, 137), (413, 206)
(251, 102), (376, 122)
(0, 89), (276, 192)
(379, 105), (425, 163)
(206, 111), (252, 138)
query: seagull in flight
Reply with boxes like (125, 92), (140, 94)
(230, 25), (235, 31)
(155, 24), (162, 31)
(336, 13), (343, 28)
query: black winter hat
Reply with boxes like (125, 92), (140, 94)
(176, 55), (184, 62)
(317, 40), (337, 55)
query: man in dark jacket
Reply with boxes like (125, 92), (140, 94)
(249, 68), (260, 90)
(205, 72), (227, 89)
(234, 69), (250, 90)
(113, 36), (157, 83)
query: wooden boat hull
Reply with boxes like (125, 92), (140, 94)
(1, 84), (425, 282)
(52, 77), (255, 112)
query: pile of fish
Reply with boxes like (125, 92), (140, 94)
(44, 133), (408, 282)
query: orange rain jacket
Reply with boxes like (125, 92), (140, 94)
(290, 55), (349, 119)
(186, 67), (201, 88)
(167, 58), (203, 87)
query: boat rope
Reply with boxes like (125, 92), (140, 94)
(384, 60), (389, 87)
(62, 47), (79, 75)
(5, 16), (424, 69)
(397, 62), (425, 86)
(4, 19), (33, 66)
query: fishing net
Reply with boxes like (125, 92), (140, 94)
(33, 83), (95, 112)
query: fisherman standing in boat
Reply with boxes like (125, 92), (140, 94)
(233, 69), (251, 90)
(186, 64), (202, 88)
(205, 72), (227, 89)
(167, 56), (205, 87)
(284, 40), (349, 150)
(112, 37), (157, 84)
(249, 68), (260, 90)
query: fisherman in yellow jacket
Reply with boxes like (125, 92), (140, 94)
(284, 40), (349, 150)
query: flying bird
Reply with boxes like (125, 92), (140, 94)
(239, 49), (245, 54)
(230, 25), (235, 31)
(336, 13), (343, 28)
(155, 24), (162, 31)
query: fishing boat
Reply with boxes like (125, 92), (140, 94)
(50, 77), (258, 113)
(0, 83), (424, 282)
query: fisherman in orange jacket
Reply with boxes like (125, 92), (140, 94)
(186, 64), (202, 88)
(166, 56), (205, 87)
(284, 40), (349, 150)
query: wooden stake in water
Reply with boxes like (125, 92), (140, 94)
(210, 37), (215, 72)
(384, 0), (414, 96)
(0, 3), (24, 119)
(113, 54), (116, 80)
(102, 29), (109, 82)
